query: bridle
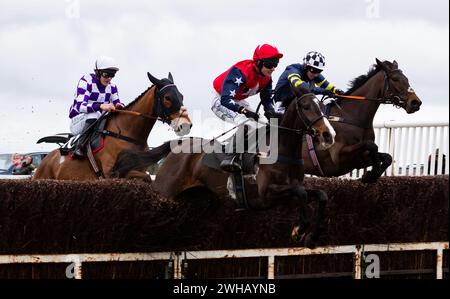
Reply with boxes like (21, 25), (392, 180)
(154, 83), (185, 124)
(102, 83), (186, 146)
(379, 69), (409, 109)
(294, 94), (327, 134)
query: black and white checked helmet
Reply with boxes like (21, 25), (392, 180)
(303, 51), (325, 70)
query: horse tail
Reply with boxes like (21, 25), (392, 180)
(110, 141), (172, 178)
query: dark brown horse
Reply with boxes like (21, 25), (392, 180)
(303, 59), (422, 182)
(112, 93), (336, 247)
(33, 72), (192, 180)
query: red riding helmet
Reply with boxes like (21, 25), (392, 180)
(253, 44), (283, 61)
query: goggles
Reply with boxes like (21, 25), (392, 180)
(99, 69), (117, 78)
(308, 67), (322, 74)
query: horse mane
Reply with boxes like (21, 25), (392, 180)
(108, 86), (153, 120)
(345, 64), (381, 95)
(124, 86), (153, 109)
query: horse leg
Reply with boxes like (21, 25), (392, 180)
(378, 152), (393, 176)
(257, 184), (310, 246)
(360, 141), (382, 183)
(289, 185), (311, 245)
(299, 189), (328, 248)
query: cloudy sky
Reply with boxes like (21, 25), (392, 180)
(0, 0), (448, 153)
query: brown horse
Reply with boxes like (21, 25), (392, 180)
(303, 59), (422, 182)
(112, 93), (336, 247)
(33, 72), (192, 180)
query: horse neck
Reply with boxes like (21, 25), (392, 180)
(109, 86), (157, 143)
(274, 105), (305, 176)
(340, 71), (386, 126)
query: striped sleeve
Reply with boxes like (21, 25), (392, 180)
(314, 74), (336, 92)
(288, 72), (311, 91)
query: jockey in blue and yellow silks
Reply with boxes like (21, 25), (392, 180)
(274, 51), (344, 113)
(211, 44), (283, 172)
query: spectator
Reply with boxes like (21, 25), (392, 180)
(7, 153), (23, 174)
(13, 155), (36, 175)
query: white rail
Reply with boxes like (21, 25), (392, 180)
(346, 121), (449, 178)
(0, 242), (447, 279)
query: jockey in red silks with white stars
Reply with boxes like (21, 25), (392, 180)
(211, 44), (283, 172)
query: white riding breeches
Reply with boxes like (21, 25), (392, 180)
(211, 91), (251, 125)
(69, 112), (101, 135)
(211, 90), (264, 153)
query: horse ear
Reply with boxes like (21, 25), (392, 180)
(375, 58), (389, 71)
(375, 58), (383, 66)
(168, 72), (174, 83)
(393, 60), (398, 69)
(147, 72), (161, 86)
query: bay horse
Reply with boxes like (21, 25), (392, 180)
(303, 59), (422, 182)
(112, 93), (336, 247)
(33, 72), (192, 180)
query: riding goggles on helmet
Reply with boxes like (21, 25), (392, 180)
(308, 67), (322, 74)
(262, 58), (279, 69)
(100, 69), (117, 78)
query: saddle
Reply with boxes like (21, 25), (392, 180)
(58, 116), (108, 158)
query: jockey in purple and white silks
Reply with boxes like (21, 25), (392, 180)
(68, 56), (125, 158)
(68, 56), (125, 135)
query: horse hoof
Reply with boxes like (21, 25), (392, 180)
(291, 226), (304, 243)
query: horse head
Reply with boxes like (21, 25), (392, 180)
(284, 92), (336, 150)
(147, 72), (192, 136)
(375, 58), (422, 114)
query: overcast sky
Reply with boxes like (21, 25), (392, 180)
(0, 0), (448, 153)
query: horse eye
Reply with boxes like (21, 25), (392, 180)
(391, 77), (400, 82)
(302, 104), (310, 110)
(163, 97), (172, 108)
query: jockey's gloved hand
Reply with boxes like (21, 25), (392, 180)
(334, 89), (345, 95)
(115, 103), (125, 110)
(323, 97), (336, 106)
(322, 89), (335, 98)
(239, 107), (259, 121)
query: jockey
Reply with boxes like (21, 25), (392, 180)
(68, 56), (125, 157)
(212, 44), (283, 172)
(273, 51), (344, 113)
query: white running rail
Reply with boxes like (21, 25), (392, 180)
(0, 242), (447, 279)
(346, 121), (449, 178)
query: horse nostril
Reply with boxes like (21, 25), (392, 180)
(411, 100), (421, 108)
(180, 123), (192, 133)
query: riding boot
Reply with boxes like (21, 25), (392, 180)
(72, 119), (96, 158)
(219, 154), (242, 173)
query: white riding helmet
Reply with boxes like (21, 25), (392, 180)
(303, 51), (325, 70)
(94, 56), (119, 71)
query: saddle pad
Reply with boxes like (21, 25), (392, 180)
(60, 136), (105, 157)
(60, 117), (108, 157)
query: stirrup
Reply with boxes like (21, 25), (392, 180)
(72, 147), (85, 158)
